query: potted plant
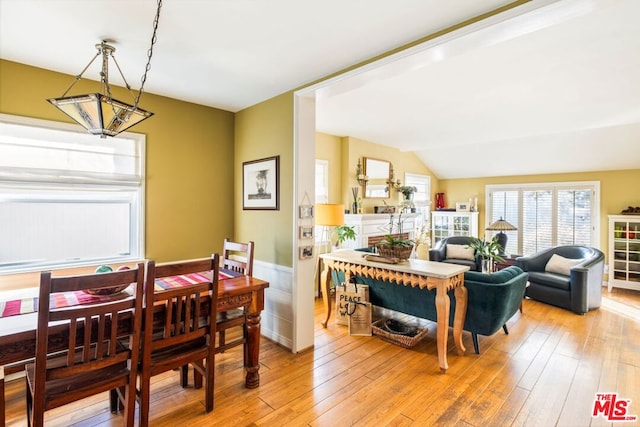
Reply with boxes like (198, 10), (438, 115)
(397, 186), (417, 201)
(468, 236), (504, 272)
(334, 225), (357, 247)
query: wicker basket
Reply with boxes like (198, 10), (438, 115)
(371, 318), (429, 348)
(376, 244), (414, 260)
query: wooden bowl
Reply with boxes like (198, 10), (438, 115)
(83, 284), (130, 296)
(82, 265), (129, 295)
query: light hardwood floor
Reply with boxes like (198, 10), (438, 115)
(4, 288), (640, 426)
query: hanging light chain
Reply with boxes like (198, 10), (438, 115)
(133, 0), (163, 110)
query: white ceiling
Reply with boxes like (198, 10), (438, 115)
(1, 0), (639, 179)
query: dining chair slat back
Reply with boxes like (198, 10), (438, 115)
(138, 255), (219, 425)
(25, 263), (145, 427)
(222, 239), (254, 276)
(217, 239), (255, 354)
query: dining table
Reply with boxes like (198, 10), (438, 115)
(0, 274), (269, 389)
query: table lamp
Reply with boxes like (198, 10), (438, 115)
(486, 217), (517, 256)
(315, 204), (345, 252)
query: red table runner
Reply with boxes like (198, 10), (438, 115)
(0, 269), (242, 318)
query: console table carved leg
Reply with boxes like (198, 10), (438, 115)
(453, 280), (468, 356)
(321, 263), (333, 328)
(435, 283), (451, 373)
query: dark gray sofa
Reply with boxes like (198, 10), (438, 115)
(429, 236), (482, 271)
(515, 245), (604, 314)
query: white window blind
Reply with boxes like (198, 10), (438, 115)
(315, 159), (329, 204)
(404, 173), (431, 235)
(0, 113), (145, 275)
(487, 182), (599, 256)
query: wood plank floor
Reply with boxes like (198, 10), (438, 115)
(4, 288), (640, 426)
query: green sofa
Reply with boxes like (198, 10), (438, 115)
(332, 265), (528, 353)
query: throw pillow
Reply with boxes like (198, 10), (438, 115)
(446, 244), (476, 261)
(545, 254), (584, 276)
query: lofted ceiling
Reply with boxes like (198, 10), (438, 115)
(1, 0), (639, 179)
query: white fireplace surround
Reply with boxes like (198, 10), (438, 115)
(338, 213), (418, 250)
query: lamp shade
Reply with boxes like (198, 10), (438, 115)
(315, 204), (345, 226)
(486, 217), (517, 231)
(48, 93), (154, 137)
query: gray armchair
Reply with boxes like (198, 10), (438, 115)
(516, 245), (604, 314)
(429, 236), (482, 271)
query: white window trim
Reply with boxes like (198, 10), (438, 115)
(486, 181), (600, 252)
(0, 113), (146, 274)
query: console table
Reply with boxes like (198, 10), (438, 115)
(319, 250), (469, 373)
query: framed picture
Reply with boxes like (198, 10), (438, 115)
(299, 205), (314, 219)
(299, 245), (314, 259)
(299, 226), (314, 240)
(455, 202), (470, 212)
(243, 156), (280, 210)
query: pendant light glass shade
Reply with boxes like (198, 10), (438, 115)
(48, 0), (162, 138)
(48, 93), (153, 137)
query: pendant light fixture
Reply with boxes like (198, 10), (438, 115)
(47, 0), (162, 138)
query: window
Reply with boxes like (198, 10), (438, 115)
(487, 182), (599, 256)
(315, 159), (329, 204)
(0, 114), (145, 274)
(315, 159), (330, 247)
(404, 172), (431, 233)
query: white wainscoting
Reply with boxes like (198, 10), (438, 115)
(253, 259), (294, 350)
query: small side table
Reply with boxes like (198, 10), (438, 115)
(494, 257), (517, 271)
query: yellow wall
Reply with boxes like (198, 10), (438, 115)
(235, 92), (294, 265)
(438, 169), (640, 261)
(0, 59), (235, 264)
(315, 134), (439, 212)
(315, 133), (343, 204)
(314, 129), (640, 266)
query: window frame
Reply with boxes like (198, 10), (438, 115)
(0, 113), (145, 275)
(486, 181), (600, 256)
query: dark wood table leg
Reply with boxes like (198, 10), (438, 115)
(243, 288), (265, 389)
(244, 311), (261, 388)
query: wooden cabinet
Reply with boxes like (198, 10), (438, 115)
(339, 213), (417, 249)
(431, 211), (478, 246)
(608, 214), (640, 291)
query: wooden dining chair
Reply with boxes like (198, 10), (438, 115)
(217, 239), (254, 351)
(138, 255), (219, 426)
(25, 263), (145, 427)
(221, 238), (254, 276)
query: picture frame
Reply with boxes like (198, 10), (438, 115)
(299, 205), (314, 219)
(243, 156), (280, 210)
(299, 245), (314, 259)
(299, 226), (314, 240)
(455, 202), (470, 212)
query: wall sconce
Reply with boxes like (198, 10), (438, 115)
(387, 165), (401, 190)
(356, 158), (369, 186)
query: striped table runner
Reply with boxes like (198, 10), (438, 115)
(0, 268), (242, 318)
